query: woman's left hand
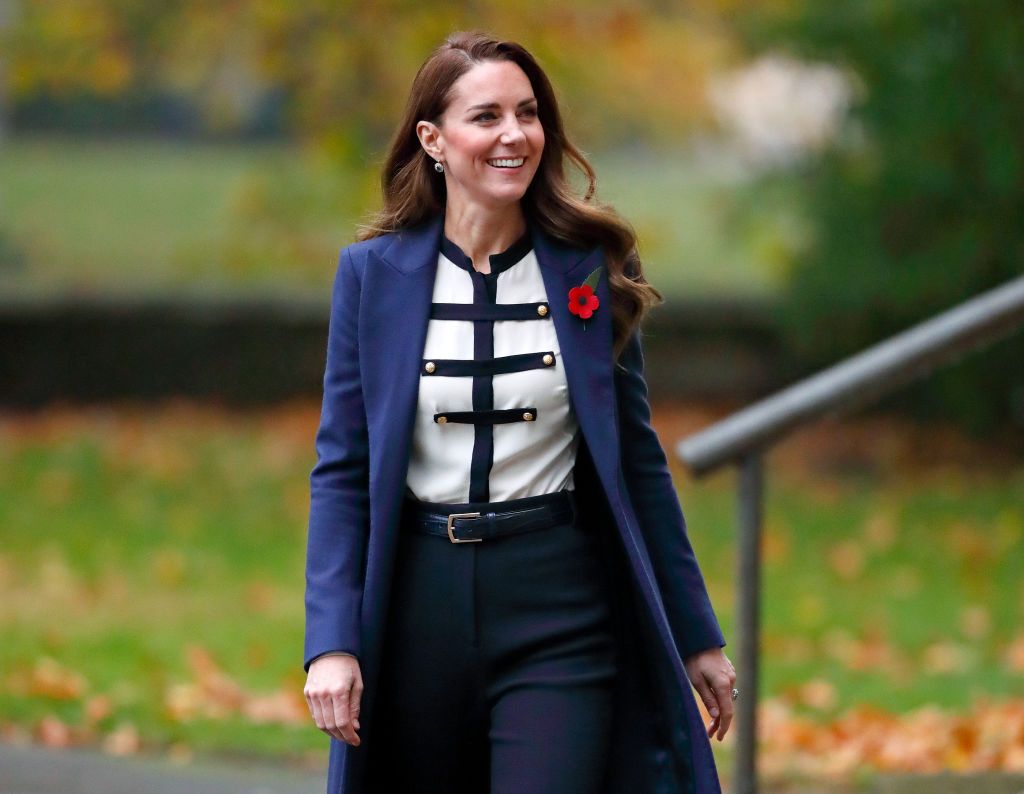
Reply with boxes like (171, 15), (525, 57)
(684, 647), (737, 741)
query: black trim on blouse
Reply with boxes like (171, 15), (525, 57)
(422, 351), (556, 377)
(430, 302), (551, 321)
(441, 227), (533, 277)
(434, 408), (538, 425)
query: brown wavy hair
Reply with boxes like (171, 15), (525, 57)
(356, 30), (662, 363)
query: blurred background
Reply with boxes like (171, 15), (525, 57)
(1, 2), (1022, 791)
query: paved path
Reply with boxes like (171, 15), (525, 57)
(0, 742), (324, 794)
(4, 741), (1024, 793)
(873, 774), (1024, 794)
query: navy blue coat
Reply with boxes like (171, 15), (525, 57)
(304, 210), (727, 793)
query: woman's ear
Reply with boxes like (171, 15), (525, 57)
(416, 120), (443, 161)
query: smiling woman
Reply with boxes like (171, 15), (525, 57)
(301, 30), (735, 794)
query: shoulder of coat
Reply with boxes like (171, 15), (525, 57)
(340, 233), (395, 274)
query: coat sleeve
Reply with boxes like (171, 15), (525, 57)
(303, 245), (371, 672)
(614, 326), (726, 659)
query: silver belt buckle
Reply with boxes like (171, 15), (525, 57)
(447, 512), (483, 543)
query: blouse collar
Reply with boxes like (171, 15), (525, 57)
(440, 225), (533, 278)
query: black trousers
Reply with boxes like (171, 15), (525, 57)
(364, 492), (619, 793)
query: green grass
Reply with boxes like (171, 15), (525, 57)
(0, 136), (793, 298)
(0, 137), (363, 296)
(0, 406), (315, 758)
(1, 404), (1022, 770)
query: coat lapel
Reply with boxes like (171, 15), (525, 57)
(531, 224), (623, 501)
(360, 213), (442, 452)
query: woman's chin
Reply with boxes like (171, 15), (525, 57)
(477, 184), (532, 207)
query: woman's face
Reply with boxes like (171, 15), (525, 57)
(420, 59), (545, 211)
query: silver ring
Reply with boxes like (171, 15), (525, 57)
(731, 688), (739, 701)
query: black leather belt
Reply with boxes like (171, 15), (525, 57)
(402, 489), (578, 544)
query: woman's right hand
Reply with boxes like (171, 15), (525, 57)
(304, 655), (364, 746)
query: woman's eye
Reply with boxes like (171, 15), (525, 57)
(473, 108), (537, 122)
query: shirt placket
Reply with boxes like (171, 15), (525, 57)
(468, 270), (497, 502)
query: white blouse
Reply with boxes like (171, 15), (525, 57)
(404, 228), (580, 504)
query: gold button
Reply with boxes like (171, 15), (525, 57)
(542, 353), (554, 365)
(523, 411), (534, 421)
(437, 415), (447, 424)
(425, 361), (436, 373)
(537, 304), (549, 316)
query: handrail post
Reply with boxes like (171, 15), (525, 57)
(734, 452), (763, 794)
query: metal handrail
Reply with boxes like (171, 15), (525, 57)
(679, 275), (1024, 474)
(674, 274), (1024, 794)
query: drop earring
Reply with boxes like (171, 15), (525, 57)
(434, 161), (445, 173)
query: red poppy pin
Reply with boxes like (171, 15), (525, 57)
(568, 267), (602, 329)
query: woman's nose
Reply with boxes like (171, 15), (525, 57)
(500, 122), (526, 145)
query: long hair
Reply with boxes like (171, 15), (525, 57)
(357, 30), (662, 363)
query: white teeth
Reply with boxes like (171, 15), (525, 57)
(488, 157), (524, 168)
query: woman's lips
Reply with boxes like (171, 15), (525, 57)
(487, 156), (526, 170)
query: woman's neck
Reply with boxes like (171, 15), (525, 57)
(443, 201), (527, 274)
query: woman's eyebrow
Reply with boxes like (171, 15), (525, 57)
(465, 98), (538, 112)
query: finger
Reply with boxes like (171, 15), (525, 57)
(306, 674), (345, 742)
(331, 686), (359, 746)
(717, 702), (732, 740)
(719, 678), (736, 739)
(315, 700), (348, 741)
(710, 675), (734, 741)
(305, 678), (329, 732)
(306, 691), (326, 731)
(315, 696), (346, 743)
(315, 694), (343, 743)
(706, 712), (720, 738)
(691, 677), (720, 725)
(349, 673), (364, 732)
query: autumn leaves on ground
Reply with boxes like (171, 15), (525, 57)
(1, 401), (1022, 788)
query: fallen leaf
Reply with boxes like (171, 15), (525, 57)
(1004, 635), (1024, 673)
(164, 645), (310, 728)
(241, 690), (307, 725)
(862, 509), (897, 551)
(29, 657), (86, 701)
(828, 540), (865, 579)
(799, 679), (837, 711)
(922, 640), (975, 675)
(958, 605), (992, 640)
(36, 715), (71, 748)
(102, 722), (140, 756)
(84, 694), (113, 723)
